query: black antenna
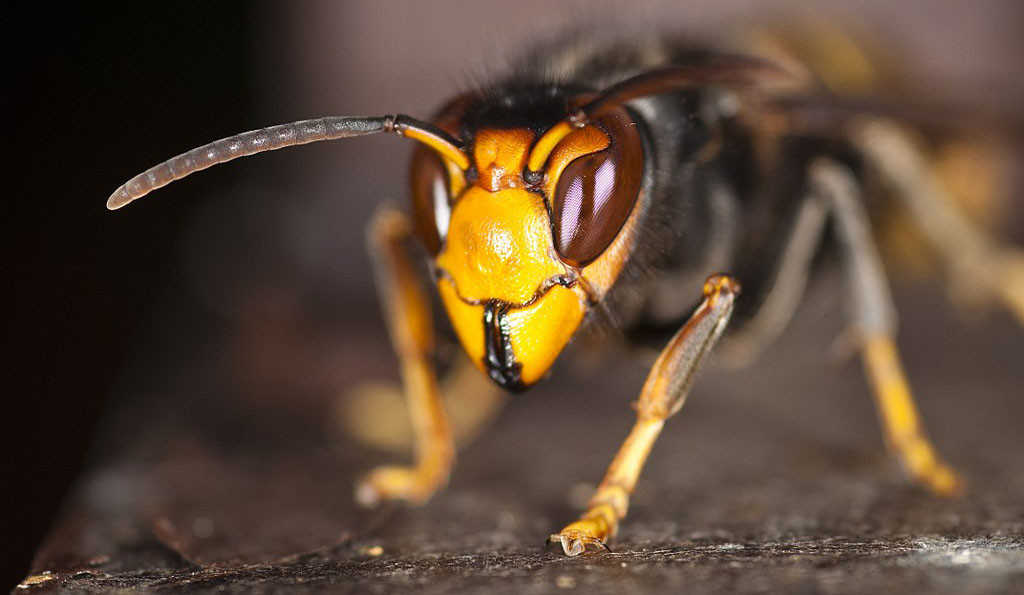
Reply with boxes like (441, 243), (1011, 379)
(527, 55), (797, 173)
(107, 116), (393, 210)
(106, 114), (472, 210)
(582, 55), (796, 117)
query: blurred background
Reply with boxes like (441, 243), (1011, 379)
(7, 0), (1023, 589)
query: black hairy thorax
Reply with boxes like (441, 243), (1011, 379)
(459, 83), (589, 139)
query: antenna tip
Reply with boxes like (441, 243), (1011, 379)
(106, 187), (133, 210)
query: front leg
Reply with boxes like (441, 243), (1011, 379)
(354, 208), (455, 507)
(551, 275), (740, 556)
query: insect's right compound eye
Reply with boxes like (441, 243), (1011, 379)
(550, 108), (644, 267)
(409, 146), (452, 253)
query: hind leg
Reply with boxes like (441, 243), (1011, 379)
(853, 119), (1024, 324)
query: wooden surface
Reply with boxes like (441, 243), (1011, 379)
(19, 282), (1024, 594)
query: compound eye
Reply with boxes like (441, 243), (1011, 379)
(409, 146), (452, 253)
(551, 110), (643, 267)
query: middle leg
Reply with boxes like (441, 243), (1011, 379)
(809, 158), (963, 496)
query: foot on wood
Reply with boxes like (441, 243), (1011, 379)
(548, 519), (612, 557)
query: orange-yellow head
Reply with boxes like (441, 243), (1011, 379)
(409, 91), (646, 390)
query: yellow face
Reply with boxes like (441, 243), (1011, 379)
(415, 114), (644, 390)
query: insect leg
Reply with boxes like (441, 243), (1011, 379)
(354, 208), (456, 507)
(550, 275), (740, 556)
(341, 354), (506, 453)
(809, 159), (963, 497)
(724, 190), (830, 363)
(853, 119), (1024, 324)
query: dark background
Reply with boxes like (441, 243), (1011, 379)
(7, 1), (1023, 591)
(7, 4), (253, 588)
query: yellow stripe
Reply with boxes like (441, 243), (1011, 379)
(527, 121), (575, 172)
(402, 127), (470, 170)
